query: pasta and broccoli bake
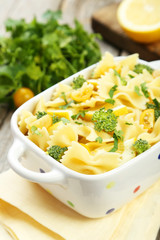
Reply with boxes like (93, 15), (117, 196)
(18, 52), (160, 175)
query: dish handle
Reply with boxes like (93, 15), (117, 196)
(8, 138), (65, 184)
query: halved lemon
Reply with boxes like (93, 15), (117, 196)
(117, 0), (160, 43)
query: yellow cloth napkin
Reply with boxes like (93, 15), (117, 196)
(0, 170), (160, 240)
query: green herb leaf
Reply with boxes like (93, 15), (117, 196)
(109, 135), (118, 152)
(108, 84), (118, 98)
(133, 64), (153, 74)
(114, 70), (127, 86)
(61, 117), (70, 124)
(0, 10), (101, 107)
(109, 130), (123, 152)
(75, 121), (83, 125)
(134, 85), (142, 96)
(128, 74), (134, 78)
(105, 99), (115, 105)
(60, 92), (68, 104)
(125, 122), (133, 125)
(71, 110), (88, 120)
(95, 136), (103, 143)
(140, 82), (149, 98)
(31, 126), (42, 136)
(105, 85), (117, 105)
(59, 100), (75, 109)
(114, 129), (124, 141)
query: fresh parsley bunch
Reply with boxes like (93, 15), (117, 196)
(0, 10), (101, 107)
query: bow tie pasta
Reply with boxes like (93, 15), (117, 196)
(18, 52), (160, 175)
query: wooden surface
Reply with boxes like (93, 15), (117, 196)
(92, 3), (160, 61)
(0, 0), (159, 239)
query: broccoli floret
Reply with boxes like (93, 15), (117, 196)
(36, 111), (47, 119)
(92, 108), (118, 132)
(72, 75), (86, 89)
(133, 139), (150, 155)
(47, 145), (68, 161)
(52, 114), (60, 124)
(133, 64), (153, 74)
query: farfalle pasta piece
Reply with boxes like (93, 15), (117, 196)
(18, 110), (33, 134)
(48, 124), (78, 148)
(73, 123), (113, 142)
(70, 82), (93, 102)
(51, 83), (72, 99)
(114, 90), (149, 110)
(28, 127), (50, 151)
(45, 97), (66, 108)
(121, 109), (142, 122)
(126, 73), (146, 88)
(149, 87), (160, 102)
(141, 69), (154, 83)
(117, 115), (147, 141)
(61, 142), (120, 174)
(47, 121), (64, 135)
(25, 115), (37, 131)
(138, 118), (160, 145)
(29, 114), (53, 131)
(46, 109), (74, 120)
(98, 72), (117, 99)
(33, 97), (46, 115)
(72, 96), (105, 109)
(93, 52), (115, 78)
(148, 76), (160, 87)
(148, 78), (160, 101)
(85, 141), (124, 155)
(115, 53), (138, 73)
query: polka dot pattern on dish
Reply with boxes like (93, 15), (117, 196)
(133, 185), (140, 193)
(106, 208), (115, 214)
(67, 200), (75, 208)
(106, 181), (115, 189)
(46, 189), (52, 195)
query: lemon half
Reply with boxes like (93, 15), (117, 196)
(117, 0), (160, 43)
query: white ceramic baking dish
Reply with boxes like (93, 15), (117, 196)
(8, 57), (160, 218)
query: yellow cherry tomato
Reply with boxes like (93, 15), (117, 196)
(70, 85), (93, 102)
(140, 109), (155, 132)
(13, 87), (34, 108)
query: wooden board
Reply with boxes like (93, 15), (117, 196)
(92, 3), (160, 61)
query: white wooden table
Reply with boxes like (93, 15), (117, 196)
(0, 0), (159, 239)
